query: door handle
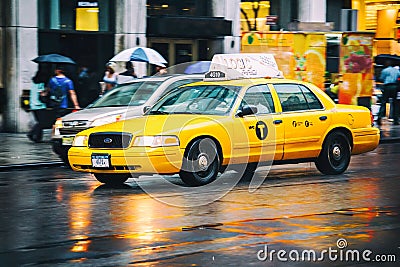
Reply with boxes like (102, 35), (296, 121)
(273, 119), (283, 125)
(319, 116), (328, 121)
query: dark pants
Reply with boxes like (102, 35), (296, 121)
(28, 108), (69, 142)
(378, 84), (399, 123)
(28, 109), (48, 142)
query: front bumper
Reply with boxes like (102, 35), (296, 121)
(68, 146), (183, 175)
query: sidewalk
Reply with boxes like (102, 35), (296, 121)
(0, 122), (399, 170)
(0, 129), (63, 170)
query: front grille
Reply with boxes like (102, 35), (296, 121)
(63, 120), (89, 127)
(88, 132), (132, 149)
(60, 127), (88, 135)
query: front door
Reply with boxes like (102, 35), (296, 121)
(233, 85), (284, 165)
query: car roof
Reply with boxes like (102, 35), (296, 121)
(118, 74), (204, 86)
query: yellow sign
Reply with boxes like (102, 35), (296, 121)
(76, 2), (99, 31)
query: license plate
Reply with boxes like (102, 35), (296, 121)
(91, 154), (110, 168)
(62, 136), (75, 145)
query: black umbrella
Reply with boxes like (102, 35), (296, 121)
(32, 53), (76, 64)
(374, 54), (400, 66)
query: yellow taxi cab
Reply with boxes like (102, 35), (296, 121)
(68, 54), (380, 186)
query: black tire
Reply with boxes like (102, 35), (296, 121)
(93, 173), (130, 185)
(59, 149), (71, 167)
(179, 138), (220, 186)
(315, 131), (351, 175)
(52, 141), (71, 167)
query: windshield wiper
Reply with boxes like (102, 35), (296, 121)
(148, 110), (169, 115)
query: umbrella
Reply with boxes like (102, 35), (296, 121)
(32, 53), (76, 64)
(109, 47), (167, 65)
(184, 61), (211, 74)
(374, 54), (400, 66)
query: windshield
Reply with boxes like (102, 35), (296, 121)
(148, 85), (241, 115)
(90, 81), (163, 108)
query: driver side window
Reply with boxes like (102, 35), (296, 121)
(240, 85), (275, 114)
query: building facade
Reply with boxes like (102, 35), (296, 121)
(0, 0), (397, 132)
(0, 0), (240, 132)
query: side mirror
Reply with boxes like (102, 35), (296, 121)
(237, 105), (258, 117)
(143, 106), (151, 114)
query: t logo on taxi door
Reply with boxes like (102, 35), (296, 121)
(255, 121), (268, 140)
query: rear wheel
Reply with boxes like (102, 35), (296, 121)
(180, 138), (220, 186)
(93, 174), (130, 185)
(315, 131), (351, 175)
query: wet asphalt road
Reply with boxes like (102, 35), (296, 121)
(0, 143), (399, 266)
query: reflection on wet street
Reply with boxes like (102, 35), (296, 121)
(0, 144), (399, 266)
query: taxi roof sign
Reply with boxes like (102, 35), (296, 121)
(204, 53), (283, 81)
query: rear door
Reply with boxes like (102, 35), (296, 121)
(273, 83), (331, 160)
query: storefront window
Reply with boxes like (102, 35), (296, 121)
(39, 0), (114, 32)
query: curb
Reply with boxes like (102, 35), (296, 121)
(0, 161), (64, 171)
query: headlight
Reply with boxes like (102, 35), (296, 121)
(133, 135), (180, 147)
(52, 118), (63, 136)
(72, 135), (88, 147)
(91, 114), (122, 127)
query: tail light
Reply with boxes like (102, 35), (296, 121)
(370, 111), (374, 126)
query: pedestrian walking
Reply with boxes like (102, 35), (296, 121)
(76, 66), (100, 107)
(377, 60), (400, 125)
(155, 64), (168, 75)
(102, 62), (118, 94)
(118, 61), (138, 84)
(47, 65), (80, 119)
(27, 70), (49, 142)
(119, 61), (137, 78)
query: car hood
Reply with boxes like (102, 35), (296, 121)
(61, 106), (144, 122)
(77, 114), (228, 138)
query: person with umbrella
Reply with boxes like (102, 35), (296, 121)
(377, 59), (400, 125)
(27, 69), (50, 142)
(155, 63), (168, 75)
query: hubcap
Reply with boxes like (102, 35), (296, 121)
(198, 154), (209, 171)
(332, 146), (341, 160)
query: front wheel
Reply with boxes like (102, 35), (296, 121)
(315, 131), (351, 175)
(179, 138), (220, 186)
(93, 173), (130, 185)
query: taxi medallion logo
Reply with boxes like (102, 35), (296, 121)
(257, 238), (397, 263)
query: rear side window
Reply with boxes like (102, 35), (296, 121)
(300, 85), (323, 109)
(274, 84), (323, 112)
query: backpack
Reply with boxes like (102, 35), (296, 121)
(49, 77), (68, 108)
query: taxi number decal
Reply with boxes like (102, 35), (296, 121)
(292, 120), (313, 127)
(255, 121), (268, 140)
